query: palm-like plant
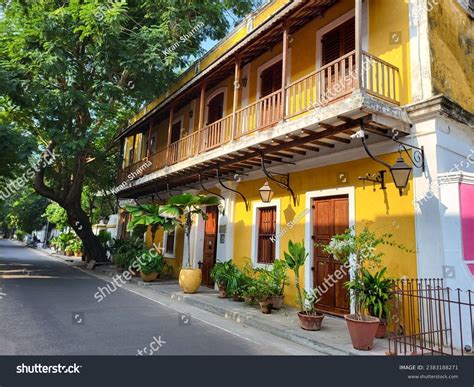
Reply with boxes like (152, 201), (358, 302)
(160, 193), (220, 268)
(283, 240), (308, 312)
(125, 203), (177, 241)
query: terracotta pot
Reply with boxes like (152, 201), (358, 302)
(232, 293), (244, 302)
(376, 320), (387, 339)
(344, 314), (380, 351)
(179, 268), (202, 294)
(259, 300), (273, 314)
(131, 268), (141, 277)
(140, 271), (158, 282)
(271, 295), (284, 310)
(74, 252), (82, 257)
(298, 311), (325, 331)
(218, 284), (227, 298)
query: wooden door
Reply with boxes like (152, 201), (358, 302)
(312, 196), (350, 315)
(202, 205), (219, 287)
(321, 17), (355, 99)
(259, 60), (282, 126)
(205, 93), (224, 149)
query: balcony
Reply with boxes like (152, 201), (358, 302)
(117, 50), (401, 187)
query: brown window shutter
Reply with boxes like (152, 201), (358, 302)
(322, 17), (355, 66)
(260, 60), (282, 97)
(257, 206), (277, 264)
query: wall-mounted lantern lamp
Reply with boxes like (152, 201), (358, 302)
(241, 76), (248, 88)
(389, 156), (412, 194)
(189, 110), (193, 118)
(259, 181), (274, 203)
(352, 129), (425, 196)
(260, 154), (297, 206)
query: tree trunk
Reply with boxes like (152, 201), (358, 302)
(65, 202), (107, 263)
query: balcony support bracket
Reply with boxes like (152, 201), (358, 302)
(216, 168), (249, 212)
(199, 173), (226, 204)
(260, 154), (297, 207)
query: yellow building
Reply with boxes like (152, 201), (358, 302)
(114, 0), (474, 314)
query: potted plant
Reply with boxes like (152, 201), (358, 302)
(284, 240), (324, 329)
(253, 276), (273, 314)
(64, 244), (74, 256)
(137, 249), (165, 282)
(324, 225), (410, 350)
(160, 193), (220, 294)
(269, 260), (288, 309)
(299, 288), (325, 330)
(71, 239), (83, 257)
(226, 269), (250, 301)
(361, 267), (393, 338)
(111, 237), (143, 274)
(210, 261), (237, 298)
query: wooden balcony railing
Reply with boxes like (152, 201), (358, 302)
(168, 131), (198, 165)
(361, 51), (399, 105)
(235, 89), (283, 139)
(286, 50), (356, 118)
(118, 52), (400, 184)
(199, 114), (233, 153)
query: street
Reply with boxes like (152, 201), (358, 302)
(0, 239), (318, 355)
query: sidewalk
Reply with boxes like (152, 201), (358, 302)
(92, 263), (390, 356)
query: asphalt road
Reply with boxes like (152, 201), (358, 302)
(0, 239), (317, 355)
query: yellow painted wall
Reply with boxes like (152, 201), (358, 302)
(428, 0), (474, 113)
(232, 152), (417, 308)
(369, 0), (412, 105)
(145, 226), (184, 277)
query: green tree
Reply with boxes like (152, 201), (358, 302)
(0, 0), (258, 261)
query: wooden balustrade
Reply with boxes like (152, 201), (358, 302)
(167, 131), (198, 165)
(361, 51), (400, 105)
(286, 50), (356, 118)
(234, 89), (283, 139)
(149, 147), (167, 171)
(199, 114), (233, 153)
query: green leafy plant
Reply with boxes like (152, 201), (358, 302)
(70, 239), (83, 253)
(283, 240), (308, 312)
(358, 268), (393, 319)
(15, 230), (26, 242)
(111, 237), (144, 270)
(302, 288), (320, 315)
(137, 249), (165, 275)
(210, 260), (238, 287)
(226, 269), (252, 298)
(125, 204), (177, 241)
(65, 245), (74, 255)
(57, 232), (76, 252)
(97, 230), (112, 250)
(160, 194), (220, 268)
(323, 225), (411, 319)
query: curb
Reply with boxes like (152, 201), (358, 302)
(171, 291), (353, 356)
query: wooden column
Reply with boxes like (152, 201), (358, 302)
(196, 82), (206, 154)
(146, 120), (153, 159)
(281, 21), (289, 119)
(165, 103), (174, 165)
(131, 133), (137, 166)
(232, 56), (241, 140)
(355, 0), (363, 89)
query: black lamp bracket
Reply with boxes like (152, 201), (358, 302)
(362, 127), (425, 172)
(358, 170), (386, 190)
(260, 154), (297, 206)
(216, 168), (249, 211)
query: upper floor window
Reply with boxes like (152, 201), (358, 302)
(321, 17), (355, 65)
(260, 60), (282, 98)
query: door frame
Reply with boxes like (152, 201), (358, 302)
(202, 205), (219, 287)
(304, 187), (355, 311)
